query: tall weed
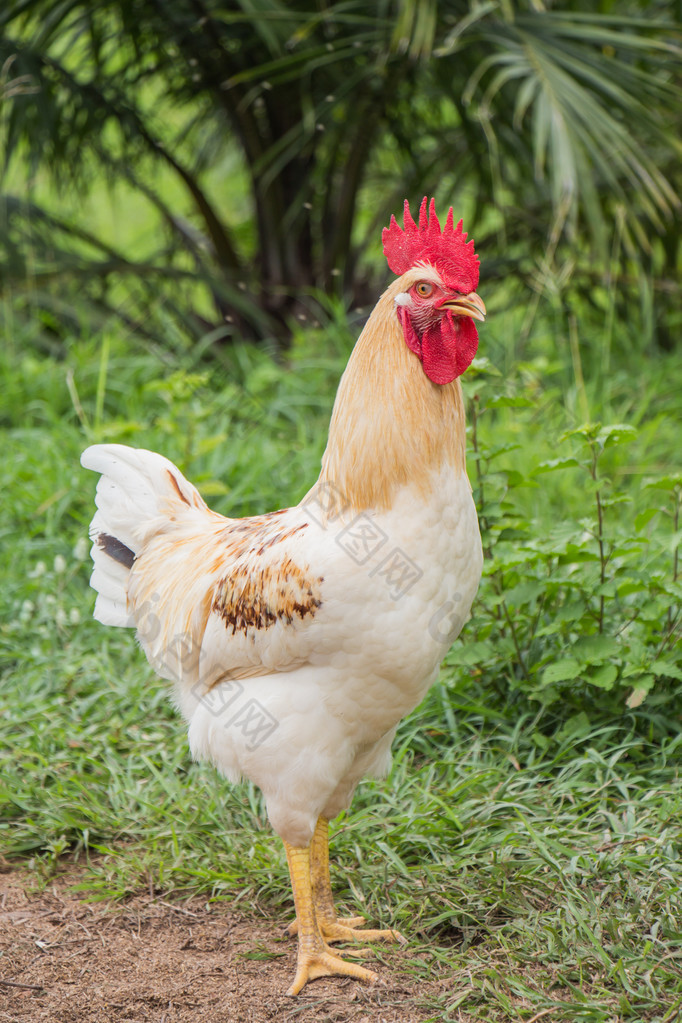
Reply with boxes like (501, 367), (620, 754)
(447, 359), (682, 734)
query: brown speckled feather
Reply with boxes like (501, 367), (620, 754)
(124, 503), (323, 696)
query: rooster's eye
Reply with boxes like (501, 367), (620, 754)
(415, 282), (433, 298)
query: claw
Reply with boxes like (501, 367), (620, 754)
(286, 949), (377, 997)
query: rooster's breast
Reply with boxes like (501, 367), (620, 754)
(307, 466), (483, 736)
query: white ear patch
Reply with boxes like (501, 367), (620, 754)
(394, 293), (412, 307)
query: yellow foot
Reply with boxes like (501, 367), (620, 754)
(286, 949), (377, 997)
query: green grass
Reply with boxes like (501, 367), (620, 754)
(1, 309), (682, 1021)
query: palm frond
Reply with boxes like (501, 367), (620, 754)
(455, 8), (681, 253)
(1, 0), (680, 351)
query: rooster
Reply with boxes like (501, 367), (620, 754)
(81, 197), (485, 995)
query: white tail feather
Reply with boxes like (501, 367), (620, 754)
(81, 444), (207, 628)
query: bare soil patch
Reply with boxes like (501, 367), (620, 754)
(0, 865), (445, 1023)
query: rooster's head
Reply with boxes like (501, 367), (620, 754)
(382, 198), (484, 385)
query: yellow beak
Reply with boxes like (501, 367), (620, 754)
(440, 291), (486, 323)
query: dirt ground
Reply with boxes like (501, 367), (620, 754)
(0, 865), (447, 1023)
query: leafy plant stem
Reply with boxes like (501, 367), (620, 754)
(500, 597), (530, 680)
(656, 614), (681, 660)
(674, 498), (680, 586)
(470, 394), (489, 551)
(590, 442), (607, 634)
(669, 487), (680, 633)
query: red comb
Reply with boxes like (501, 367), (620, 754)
(382, 197), (479, 294)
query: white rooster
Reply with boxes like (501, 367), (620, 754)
(81, 197), (485, 995)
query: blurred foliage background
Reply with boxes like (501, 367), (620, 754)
(1, 0), (680, 351)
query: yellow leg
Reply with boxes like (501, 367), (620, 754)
(287, 817), (405, 946)
(283, 839), (377, 996)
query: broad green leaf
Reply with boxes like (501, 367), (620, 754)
(651, 660), (682, 682)
(497, 527), (530, 542)
(503, 580), (547, 607)
(644, 476), (682, 492)
(573, 635), (619, 665)
(588, 664), (618, 690)
(449, 641), (497, 667)
(534, 602), (586, 634)
(617, 580), (649, 598)
(501, 470), (533, 488)
(536, 457), (581, 473)
(558, 548), (600, 563)
(635, 508), (660, 531)
(488, 550), (532, 570)
(468, 357), (503, 376)
(560, 424), (601, 444)
(541, 659), (581, 685)
(597, 424), (638, 448)
(600, 495), (632, 509)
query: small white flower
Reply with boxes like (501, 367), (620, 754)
(55, 607), (67, 628)
(54, 554), (67, 574)
(73, 537), (89, 562)
(29, 561), (47, 579)
(69, 608), (81, 625)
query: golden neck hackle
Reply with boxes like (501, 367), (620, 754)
(316, 272), (467, 516)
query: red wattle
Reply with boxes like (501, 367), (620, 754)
(399, 309), (479, 385)
(421, 318), (459, 384)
